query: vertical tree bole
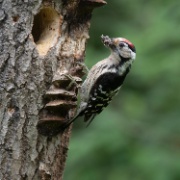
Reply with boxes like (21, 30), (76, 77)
(0, 0), (106, 179)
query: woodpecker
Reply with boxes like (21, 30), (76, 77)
(67, 35), (136, 127)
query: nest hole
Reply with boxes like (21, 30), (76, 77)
(32, 7), (61, 56)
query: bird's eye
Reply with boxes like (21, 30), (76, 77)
(119, 42), (125, 48)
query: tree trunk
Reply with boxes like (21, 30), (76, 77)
(0, 0), (106, 179)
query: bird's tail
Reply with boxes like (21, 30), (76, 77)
(85, 114), (96, 127)
(63, 112), (81, 129)
(63, 112), (96, 129)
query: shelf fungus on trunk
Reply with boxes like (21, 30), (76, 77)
(37, 74), (82, 136)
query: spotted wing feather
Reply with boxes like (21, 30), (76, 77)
(83, 71), (129, 124)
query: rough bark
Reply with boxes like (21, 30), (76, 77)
(0, 0), (106, 179)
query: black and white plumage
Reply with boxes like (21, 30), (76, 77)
(68, 35), (136, 126)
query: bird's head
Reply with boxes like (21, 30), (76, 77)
(101, 35), (136, 61)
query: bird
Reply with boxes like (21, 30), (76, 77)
(66, 35), (136, 127)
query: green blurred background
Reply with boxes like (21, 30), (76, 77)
(64, 0), (180, 179)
